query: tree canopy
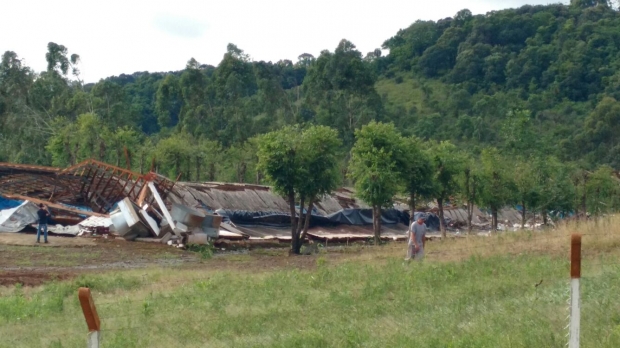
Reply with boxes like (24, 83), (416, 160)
(3, 3), (620, 240)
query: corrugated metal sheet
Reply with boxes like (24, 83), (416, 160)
(169, 183), (366, 216)
(219, 223), (409, 242)
(307, 223), (408, 241)
(442, 206), (487, 225)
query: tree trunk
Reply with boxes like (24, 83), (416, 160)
(581, 189), (587, 220)
(491, 207), (498, 233)
(521, 201), (526, 229)
(71, 143), (78, 165)
(300, 199), (314, 242)
(98, 141), (105, 161)
(208, 162), (215, 181)
(437, 198), (446, 238)
(196, 157), (200, 182)
(124, 147), (131, 170)
(238, 162), (246, 183)
(186, 156), (190, 181)
(139, 152), (144, 174)
(464, 168), (473, 235)
(289, 190), (300, 254)
(542, 209), (548, 226)
(409, 193), (416, 227)
(295, 196), (305, 251)
(466, 201), (474, 235)
(373, 205), (381, 245)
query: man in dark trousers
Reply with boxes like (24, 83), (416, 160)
(36, 203), (50, 243)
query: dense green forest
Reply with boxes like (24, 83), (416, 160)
(2, 1), (620, 185)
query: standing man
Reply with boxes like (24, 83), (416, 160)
(407, 216), (426, 261)
(36, 203), (50, 244)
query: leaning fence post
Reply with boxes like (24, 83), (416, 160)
(569, 234), (582, 348)
(78, 287), (101, 348)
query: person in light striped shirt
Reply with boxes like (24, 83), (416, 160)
(406, 217), (426, 261)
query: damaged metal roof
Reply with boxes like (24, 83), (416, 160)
(169, 182), (367, 216)
(0, 160), (177, 217)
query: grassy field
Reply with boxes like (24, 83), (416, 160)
(375, 75), (449, 114)
(2, 218), (620, 347)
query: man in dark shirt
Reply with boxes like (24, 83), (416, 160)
(36, 204), (49, 243)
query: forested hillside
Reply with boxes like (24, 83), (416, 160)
(2, 1), (620, 183)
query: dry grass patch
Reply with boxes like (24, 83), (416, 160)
(1, 216), (620, 347)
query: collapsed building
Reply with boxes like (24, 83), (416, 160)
(0, 159), (533, 246)
(0, 160), (208, 245)
(0, 160), (413, 244)
(171, 183), (412, 242)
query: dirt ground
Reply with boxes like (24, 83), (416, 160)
(0, 232), (196, 286)
(0, 232), (376, 287)
(0, 232), (96, 247)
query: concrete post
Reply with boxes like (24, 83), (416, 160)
(569, 234), (581, 348)
(86, 331), (100, 348)
(78, 287), (101, 348)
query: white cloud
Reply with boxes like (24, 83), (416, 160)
(153, 15), (209, 38)
(0, 0), (566, 82)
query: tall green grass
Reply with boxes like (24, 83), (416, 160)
(1, 250), (619, 347)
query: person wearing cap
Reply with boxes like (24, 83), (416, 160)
(406, 216), (426, 261)
(36, 203), (50, 244)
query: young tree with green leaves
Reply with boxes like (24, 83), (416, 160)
(401, 136), (433, 226)
(154, 132), (193, 180)
(193, 139), (222, 182)
(513, 158), (539, 229)
(46, 117), (79, 166)
(257, 125), (341, 254)
(349, 121), (405, 244)
(459, 154), (483, 234)
(295, 126), (342, 250)
(257, 126), (301, 252)
(534, 157), (575, 225)
(222, 142), (257, 183)
(585, 165), (620, 217)
(46, 113), (109, 166)
(570, 166), (589, 220)
(428, 141), (463, 238)
(478, 148), (514, 233)
(105, 126), (142, 169)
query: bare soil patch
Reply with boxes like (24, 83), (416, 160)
(0, 232), (96, 247)
(0, 232), (381, 286)
(0, 270), (74, 287)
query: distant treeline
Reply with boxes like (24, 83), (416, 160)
(1, 1), (620, 189)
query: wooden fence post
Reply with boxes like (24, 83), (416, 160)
(78, 287), (101, 348)
(569, 234), (582, 348)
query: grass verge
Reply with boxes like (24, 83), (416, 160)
(1, 217), (620, 347)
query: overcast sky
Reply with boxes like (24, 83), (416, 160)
(1, 0), (565, 82)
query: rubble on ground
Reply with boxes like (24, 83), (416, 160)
(0, 159), (562, 248)
(0, 160), (221, 247)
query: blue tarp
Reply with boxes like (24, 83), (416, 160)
(215, 208), (413, 228)
(0, 196), (97, 219)
(0, 196), (23, 210)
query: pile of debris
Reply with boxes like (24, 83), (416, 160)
(1, 159), (556, 248)
(0, 160), (221, 246)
